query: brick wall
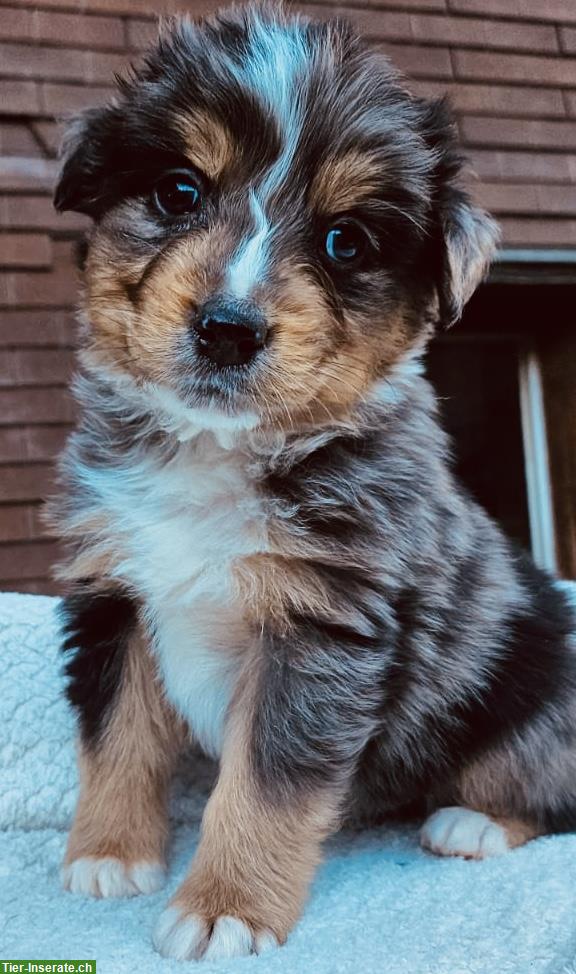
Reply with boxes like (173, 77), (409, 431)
(1, 0), (576, 593)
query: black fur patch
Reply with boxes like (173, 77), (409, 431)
(353, 553), (576, 816)
(60, 584), (137, 746)
(452, 555), (576, 760)
(251, 558), (396, 798)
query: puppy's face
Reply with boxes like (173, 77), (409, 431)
(56, 5), (498, 428)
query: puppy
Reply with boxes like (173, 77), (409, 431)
(50, 3), (576, 962)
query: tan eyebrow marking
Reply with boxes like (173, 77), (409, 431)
(310, 149), (383, 214)
(173, 109), (236, 180)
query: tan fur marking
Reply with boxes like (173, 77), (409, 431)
(65, 626), (185, 867)
(497, 816), (542, 850)
(456, 748), (543, 823)
(169, 686), (340, 942)
(84, 215), (237, 383)
(254, 264), (385, 429)
(259, 263), (418, 428)
(174, 110), (235, 180)
(310, 150), (383, 214)
(234, 553), (337, 628)
(44, 505), (121, 583)
(448, 753), (545, 850)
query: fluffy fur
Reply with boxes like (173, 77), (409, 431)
(50, 3), (576, 962)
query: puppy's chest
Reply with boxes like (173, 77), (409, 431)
(102, 436), (268, 755)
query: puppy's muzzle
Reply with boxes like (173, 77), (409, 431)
(192, 296), (268, 367)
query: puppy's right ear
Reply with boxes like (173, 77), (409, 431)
(418, 97), (499, 328)
(54, 106), (120, 218)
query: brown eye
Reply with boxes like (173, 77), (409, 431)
(325, 220), (369, 264)
(153, 169), (202, 216)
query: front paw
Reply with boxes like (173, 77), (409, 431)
(63, 856), (166, 898)
(153, 904), (279, 961)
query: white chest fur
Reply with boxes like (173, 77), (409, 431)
(91, 429), (269, 757)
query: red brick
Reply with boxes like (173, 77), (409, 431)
(0, 41), (128, 84)
(323, 7), (558, 51)
(378, 42), (453, 79)
(0, 41), (86, 81)
(454, 49), (576, 88)
(0, 505), (32, 542)
(9, 580), (59, 594)
(563, 91), (576, 118)
(73, 0), (174, 12)
(0, 79), (41, 115)
(30, 121), (61, 157)
(0, 462), (55, 502)
(0, 425), (71, 462)
(460, 116), (576, 150)
(448, 0), (576, 24)
(151, 0), (219, 13)
(468, 149), (576, 184)
(411, 13), (557, 51)
(560, 28), (576, 54)
(0, 122), (41, 156)
(499, 216), (576, 247)
(0, 157), (58, 192)
(300, 6), (405, 40)
(2, 0), (165, 9)
(85, 49), (130, 84)
(473, 182), (576, 216)
(0, 386), (75, 424)
(40, 81), (115, 115)
(126, 17), (159, 50)
(36, 10), (125, 49)
(0, 427), (35, 463)
(22, 424), (71, 462)
(3, 0), (235, 10)
(0, 233), (52, 268)
(0, 267), (78, 307)
(1, 347), (75, 386)
(0, 7), (34, 42)
(0, 309), (76, 347)
(0, 239), (79, 307)
(410, 80), (566, 118)
(0, 7), (123, 49)
(0, 540), (61, 581)
(0, 505), (46, 542)
(296, 0), (446, 8)
(0, 195), (88, 233)
(0, 577), (62, 594)
(0, 0), (67, 6)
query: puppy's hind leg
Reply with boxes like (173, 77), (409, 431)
(420, 806), (541, 860)
(60, 586), (184, 898)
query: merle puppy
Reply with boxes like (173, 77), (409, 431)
(50, 3), (576, 962)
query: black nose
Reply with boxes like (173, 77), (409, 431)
(192, 297), (268, 366)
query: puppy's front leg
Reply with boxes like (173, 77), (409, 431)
(61, 587), (184, 897)
(154, 720), (339, 960)
(154, 616), (382, 962)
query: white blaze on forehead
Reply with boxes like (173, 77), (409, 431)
(226, 190), (270, 299)
(226, 20), (308, 300)
(242, 20), (307, 134)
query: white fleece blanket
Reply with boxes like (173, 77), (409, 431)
(3, 589), (576, 974)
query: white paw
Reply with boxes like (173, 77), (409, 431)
(62, 856), (165, 898)
(421, 806), (509, 859)
(153, 905), (279, 961)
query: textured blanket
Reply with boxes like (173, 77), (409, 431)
(2, 589), (576, 974)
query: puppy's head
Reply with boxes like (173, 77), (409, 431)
(55, 3), (498, 429)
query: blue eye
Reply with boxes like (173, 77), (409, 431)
(153, 169), (202, 216)
(325, 221), (369, 264)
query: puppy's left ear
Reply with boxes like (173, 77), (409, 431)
(54, 105), (121, 218)
(421, 97), (500, 327)
(439, 186), (500, 327)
